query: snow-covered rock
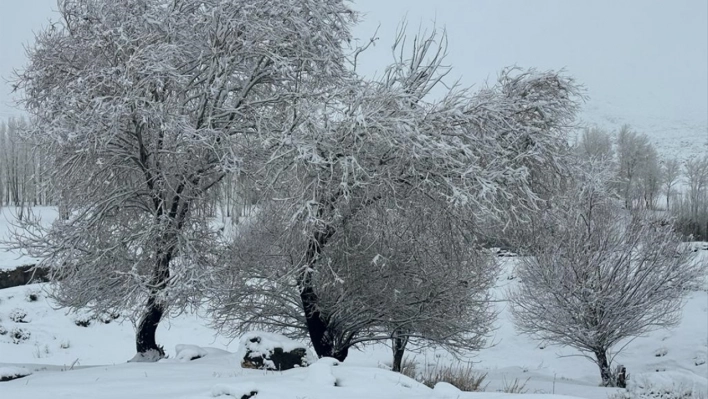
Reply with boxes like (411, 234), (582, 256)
(237, 332), (311, 371)
(175, 344), (208, 361)
(0, 366), (31, 381)
(307, 357), (339, 386)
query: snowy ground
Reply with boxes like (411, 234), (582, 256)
(0, 248), (706, 398)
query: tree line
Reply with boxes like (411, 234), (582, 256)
(0, 117), (52, 208)
(4, 0), (702, 389)
(576, 125), (708, 240)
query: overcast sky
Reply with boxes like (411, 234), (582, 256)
(1, 0), (707, 127)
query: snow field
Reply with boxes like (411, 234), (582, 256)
(0, 249), (704, 398)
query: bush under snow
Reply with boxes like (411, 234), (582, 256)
(0, 366), (32, 382)
(237, 332), (313, 371)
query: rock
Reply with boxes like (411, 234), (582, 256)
(238, 332), (311, 371)
(0, 265), (49, 290)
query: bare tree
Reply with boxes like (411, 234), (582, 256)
(661, 157), (681, 210)
(638, 144), (661, 209)
(615, 126), (658, 209)
(510, 165), (700, 386)
(0, 117), (48, 208)
(576, 126), (614, 162)
(10, 0), (354, 361)
(672, 155), (708, 240)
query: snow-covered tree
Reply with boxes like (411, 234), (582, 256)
(510, 164), (700, 386)
(0, 117), (49, 208)
(211, 27), (582, 360)
(661, 157), (681, 210)
(11, 0), (354, 360)
(672, 155), (708, 239)
(615, 126), (660, 209)
(638, 144), (661, 209)
(210, 194), (499, 366)
(575, 127), (614, 162)
(314, 196), (499, 369)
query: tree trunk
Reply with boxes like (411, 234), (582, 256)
(391, 336), (409, 372)
(594, 349), (612, 386)
(135, 294), (165, 357)
(299, 227), (342, 360)
(133, 251), (171, 361)
(300, 283), (333, 358)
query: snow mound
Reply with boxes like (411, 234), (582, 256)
(307, 357), (339, 386)
(174, 344), (230, 361)
(0, 366), (31, 381)
(175, 344), (208, 361)
(211, 383), (259, 398)
(432, 381), (462, 398)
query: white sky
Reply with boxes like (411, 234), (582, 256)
(1, 0), (707, 129)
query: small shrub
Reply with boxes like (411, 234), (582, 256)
(9, 308), (29, 323)
(655, 348), (669, 357)
(499, 376), (530, 393)
(33, 343), (51, 358)
(608, 377), (706, 399)
(95, 312), (120, 324)
(25, 289), (40, 302)
(419, 362), (487, 392)
(610, 388), (704, 399)
(11, 327), (31, 344)
(73, 316), (91, 327)
(398, 357), (418, 380)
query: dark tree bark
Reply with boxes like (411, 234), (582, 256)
(299, 226), (351, 360)
(391, 336), (409, 372)
(135, 247), (172, 359)
(594, 349), (612, 387)
(300, 282), (333, 357)
(135, 293), (166, 356)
